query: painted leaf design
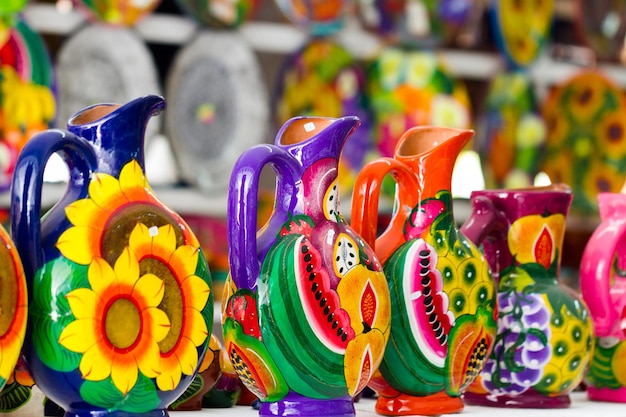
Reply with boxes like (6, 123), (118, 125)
(80, 374), (160, 413)
(0, 382), (31, 412)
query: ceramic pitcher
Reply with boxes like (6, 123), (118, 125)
(462, 184), (593, 408)
(580, 192), (626, 402)
(10, 95), (214, 417)
(350, 126), (497, 416)
(225, 116), (391, 417)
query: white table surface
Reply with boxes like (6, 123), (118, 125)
(169, 391), (626, 416)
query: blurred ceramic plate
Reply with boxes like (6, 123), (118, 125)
(274, 37), (373, 193)
(490, 0), (554, 68)
(56, 25), (161, 144)
(165, 30), (268, 192)
(477, 70), (546, 189)
(174, 0), (260, 29)
(0, 18), (56, 191)
(574, 0), (626, 62)
(541, 70), (626, 213)
(273, 0), (348, 35)
(72, 0), (162, 26)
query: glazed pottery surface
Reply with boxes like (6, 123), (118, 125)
(462, 184), (593, 408)
(225, 116), (391, 417)
(580, 192), (626, 402)
(351, 126), (497, 416)
(11, 95), (214, 417)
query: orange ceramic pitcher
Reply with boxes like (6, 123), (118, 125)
(351, 126), (497, 416)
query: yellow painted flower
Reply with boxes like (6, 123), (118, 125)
(128, 223), (211, 391)
(583, 160), (624, 196)
(542, 151), (573, 186)
(58, 250), (170, 395)
(567, 73), (608, 122)
(597, 110), (626, 158)
(56, 160), (198, 266)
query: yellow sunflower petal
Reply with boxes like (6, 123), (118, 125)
(65, 198), (105, 229)
(89, 257), (118, 297)
(182, 275), (210, 311)
(143, 306), (171, 343)
(156, 359), (182, 391)
(152, 224), (177, 256)
(80, 345), (112, 381)
(65, 288), (98, 319)
(88, 172), (123, 208)
(176, 337), (199, 376)
(119, 160), (150, 199)
(58, 319), (101, 353)
(133, 273), (165, 307)
(114, 247), (140, 289)
(135, 338), (161, 378)
(169, 245), (199, 280)
(56, 227), (98, 264)
(111, 355), (138, 395)
(184, 308), (209, 346)
(128, 223), (153, 259)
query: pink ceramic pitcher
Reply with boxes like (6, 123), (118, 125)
(580, 192), (626, 402)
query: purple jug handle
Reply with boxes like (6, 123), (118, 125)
(227, 144), (300, 291)
(459, 195), (509, 246)
(11, 129), (98, 280)
(580, 194), (626, 337)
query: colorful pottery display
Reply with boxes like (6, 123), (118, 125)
(273, 0), (347, 35)
(274, 37), (372, 197)
(574, 0), (626, 62)
(366, 48), (471, 158)
(166, 30), (268, 192)
(72, 0), (162, 26)
(477, 70), (546, 188)
(0, 18), (56, 191)
(462, 184), (593, 408)
(10, 95), (214, 417)
(225, 116), (391, 417)
(580, 192), (626, 402)
(174, 0), (259, 29)
(489, 0), (554, 68)
(540, 70), (626, 214)
(351, 126), (497, 416)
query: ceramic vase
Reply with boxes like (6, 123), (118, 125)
(350, 126), (497, 416)
(580, 192), (626, 402)
(225, 116), (391, 417)
(462, 184), (593, 408)
(10, 95), (214, 417)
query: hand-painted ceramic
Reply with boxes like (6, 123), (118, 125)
(574, 0), (626, 62)
(540, 70), (626, 214)
(0, 18), (56, 191)
(225, 116), (391, 417)
(174, 0), (259, 29)
(490, 0), (554, 68)
(477, 70), (546, 188)
(0, 359), (40, 415)
(56, 25), (161, 149)
(166, 30), (268, 192)
(367, 48), (471, 158)
(580, 192), (626, 402)
(462, 184), (593, 408)
(10, 95), (214, 417)
(72, 0), (162, 26)
(274, 37), (372, 198)
(273, 0), (347, 35)
(350, 126), (497, 416)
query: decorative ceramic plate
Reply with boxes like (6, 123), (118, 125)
(273, 0), (348, 35)
(72, 0), (162, 26)
(0, 18), (55, 191)
(541, 70), (626, 214)
(274, 37), (373, 193)
(174, 0), (260, 29)
(56, 25), (161, 144)
(477, 70), (546, 188)
(366, 48), (472, 158)
(573, 0), (626, 62)
(165, 30), (268, 192)
(490, 0), (554, 68)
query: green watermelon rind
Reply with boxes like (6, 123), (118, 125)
(258, 233), (348, 399)
(378, 239), (446, 395)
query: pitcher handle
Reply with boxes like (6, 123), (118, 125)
(11, 129), (98, 280)
(228, 144), (300, 291)
(580, 214), (626, 337)
(459, 195), (509, 246)
(350, 158), (419, 264)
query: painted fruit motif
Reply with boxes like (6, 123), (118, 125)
(378, 190), (496, 396)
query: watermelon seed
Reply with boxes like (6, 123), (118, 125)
(332, 320), (339, 329)
(304, 253), (312, 262)
(328, 313), (335, 322)
(311, 282), (319, 292)
(320, 297), (327, 307)
(315, 290), (323, 300)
